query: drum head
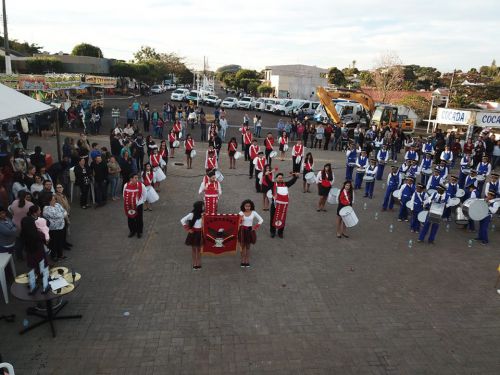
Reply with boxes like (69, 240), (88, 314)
(418, 211), (428, 223)
(448, 197), (460, 207)
(456, 189), (465, 198)
(339, 206), (353, 216)
(173, 140), (180, 148)
(406, 200), (413, 210)
(467, 199), (489, 221)
(215, 171), (224, 182)
(190, 150), (196, 158)
(305, 172), (316, 184)
(363, 175), (374, 181)
(427, 189), (437, 196)
(270, 151), (278, 158)
(476, 175), (485, 181)
(423, 169), (432, 175)
(234, 151), (242, 160)
(356, 168), (365, 173)
(392, 190), (401, 199)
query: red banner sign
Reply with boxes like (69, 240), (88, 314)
(202, 214), (240, 256)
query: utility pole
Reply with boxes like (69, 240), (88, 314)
(2, 0), (12, 74)
(445, 69), (456, 108)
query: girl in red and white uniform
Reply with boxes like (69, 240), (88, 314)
(264, 132), (275, 166)
(291, 140), (304, 173)
(184, 134), (195, 169)
(278, 131), (289, 161)
(260, 164), (274, 211)
(198, 170), (222, 215)
(243, 128), (253, 161)
(238, 199), (264, 268)
(240, 124), (249, 152)
(149, 147), (166, 191)
(302, 152), (314, 193)
(205, 145), (218, 173)
(249, 139), (260, 178)
(168, 129), (177, 158)
(173, 120), (182, 140)
(316, 163), (334, 212)
(253, 152), (267, 193)
(159, 140), (168, 174)
(180, 201), (204, 270)
(228, 137), (238, 169)
(142, 163), (159, 211)
(336, 180), (354, 238)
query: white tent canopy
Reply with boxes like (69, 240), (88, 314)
(0, 83), (53, 121)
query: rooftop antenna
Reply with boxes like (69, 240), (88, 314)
(2, 0), (12, 74)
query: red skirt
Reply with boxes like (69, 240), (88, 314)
(185, 230), (202, 247)
(238, 226), (256, 245)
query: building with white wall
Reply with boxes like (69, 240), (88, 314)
(263, 64), (328, 99)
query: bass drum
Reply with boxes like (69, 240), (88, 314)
(463, 199), (489, 221)
(339, 206), (359, 228)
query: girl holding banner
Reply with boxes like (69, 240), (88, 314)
(238, 199), (264, 268)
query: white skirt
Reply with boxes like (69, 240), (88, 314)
(145, 185), (159, 203)
(153, 167), (166, 182)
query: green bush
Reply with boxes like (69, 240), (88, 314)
(25, 58), (64, 74)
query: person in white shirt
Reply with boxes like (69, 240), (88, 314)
(180, 201), (205, 270)
(238, 199), (264, 268)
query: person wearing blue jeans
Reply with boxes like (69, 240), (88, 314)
(354, 151), (368, 190)
(398, 177), (415, 221)
(410, 184), (427, 233)
(382, 166), (401, 211)
(418, 185), (449, 244)
(363, 159), (378, 198)
(345, 144), (358, 181)
(476, 190), (498, 244)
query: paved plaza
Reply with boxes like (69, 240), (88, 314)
(1, 123), (500, 374)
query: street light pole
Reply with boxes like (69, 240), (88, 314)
(2, 0), (12, 74)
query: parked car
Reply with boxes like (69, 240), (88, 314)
(293, 100), (320, 116)
(204, 95), (222, 107)
(171, 88), (189, 101)
(165, 83), (176, 90)
(221, 97), (238, 109)
(254, 98), (265, 111)
(237, 96), (255, 110)
(273, 99), (305, 116)
(150, 85), (163, 94)
(264, 98), (281, 112)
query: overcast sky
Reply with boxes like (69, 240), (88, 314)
(4, 0), (499, 73)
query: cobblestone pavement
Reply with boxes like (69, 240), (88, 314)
(0, 135), (499, 374)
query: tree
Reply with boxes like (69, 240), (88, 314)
(25, 57), (64, 74)
(359, 70), (373, 86)
(71, 43), (103, 58)
(396, 94), (430, 120)
(257, 84), (273, 96)
(133, 46), (161, 62)
(247, 81), (260, 95)
(372, 52), (404, 102)
(234, 69), (260, 88)
(327, 67), (346, 86)
(0, 36), (42, 55)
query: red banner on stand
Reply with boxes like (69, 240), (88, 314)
(202, 214), (240, 256)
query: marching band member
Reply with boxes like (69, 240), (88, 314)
(436, 160), (449, 180)
(476, 156), (492, 197)
(363, 158), (378, 199)
(248, 139), (260, 178)
(345, 143), (358, 181)
(465, 182), (479, 231)
(238, 199), (264, 268)
(443, 175), (459, 220)
(270, 172), (299, 238)
(142, 163), (159, 211)
(149, 147), (166, 192)
(240, 124), (249, 152)
(173, 120), (182, 140)
(418, 184), (449, 244)
(181, 201), (204, 270)
(168, 129), (177, 158)
(458, 151), (473, 188)
(336, 180), (354, 238)
(464, 169), (478, 196)
(123, 173), (146, 239)
(407, 159), (419, 179)
(159, 140), (169, 175)
(184, 134), (195, 169)
(354, 149), (368, 190)
(404, 145), (419, 162)
(382, 165), (401, 211)
(419, 153), (434, 186)
(410, 183), (428, 233)
(376, 144), (389, 180)
(398, 159), (411, 187)
(475, 190), (499, 245)
(291, 140), (304, 173)
(198, 170), (222, 215)
(260, 165), (274, 211)
(485, 172), (500, 197)
(421, 138), (434, 155)
(228, 137), (238, 169)
(427, 169), (443, 191)
(254, 152), (267, 193)
(440, 145), (453, 165)
(316, 163), (334, 212)
(302, 152), (314, 193)
(205, 145), (218, 173)
(398, 176), (415, 222)
(243, 127), (253, 161)
(278, 131), (289, 161)
(264, 132), (275, 166)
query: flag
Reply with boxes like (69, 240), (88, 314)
(202, 214), (240, 256)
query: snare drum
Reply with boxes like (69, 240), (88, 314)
(429, 202), (445, 223)
(463, 198), (489, 221)
(455, 189), (465, 198)
(257, 172), (263, 180)
(190, 149), (197, 158)
(356, 168), (365, 174)
(215, 170), (224, 182)
(348, 162), (357, 167)
(234, 151), (242, 160)
(363, 175), (374, 182)
(266, 190), (273, 199)
(476, 175), (486, 182)
(327, 187), (340, 204)
(418, 211), (428, 223)
(392, 190), (402, 200)
(339, 206), (359, 228)
(172, 140), (180, 148)
(422, 168), (432, 175)
(295, 156), (302, 164)
(283, 144), (289, 152)
(406, 200), (414, 211)
(447, 197), (460, 207)
(305, 172), (316, 184)
(427, 189), (437, 197)
(269, 151), (278, 158)
(462, 168), (471, 175)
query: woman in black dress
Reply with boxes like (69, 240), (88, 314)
(20, 205), (46, 270)
(180, 201), (204, 270)
(302, 153), (314, 193)
(316, 163), (334, 212)
(227, 137), (238, 169)
(336, 180), (354, 238)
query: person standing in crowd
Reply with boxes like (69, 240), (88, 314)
(43, 194), (68, 261)
(260, 165), (274, 211)
(123, 173), (146, 238)
(142, 163), (159, 212)
(316, 163), (334, 212)
(8, 191), (33, 260)
(91, 155), (108, 207)
(238, 199), (263, 268)
(198, 170), (222, 215)
(269, 172), (299, 238)
(54, 184), (72, 250)
(0, 206), (18, 254)
(291, 139), (304, 173)
(418, 184), (449, 244)
(228, 137), (238, 169)
(398, 176), (416, 222)
(204, 145), (218, 173)
(336, 180), (354, 238)
(382, 165), (401, 211)
(363, 158), (378, 199)
(253, 152), (266, 193)
(219, 116), (228, 142)
(278, 131), (288, 161)
(181, 201), (204, 270)
(475, 190), (498, 245)
(248, 139), (260, 178)
(376, 145), (389, 180)
(345, 143), (358, 181)
(302, 152), (314, 193)
(20, 205), (46, 270)
(107, 156), (121, 200)
(264, 132), (275, 167)
(74, 158), (92, 209)
(409, 183), (428, 233)
(184, 134), (195, 169)
(485, 172), (499, 197)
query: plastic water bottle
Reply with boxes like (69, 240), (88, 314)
(491, 224), (496, 232)
(408, 239), (413, 248)
(23, 319), (29, 328)
(389, 224), (394, 233)
(445, 223), (450, 232)
(468, 239), (473, 248)
(363, 202), (367, 210)
(123, 311), (130, 317)
(374, 212), (379, 220)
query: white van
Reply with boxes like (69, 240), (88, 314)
(273, 99), (305, 116)
(293, 101), (320, 116)
(264, 98), (281, 112)
(171, 88), (189, 101)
